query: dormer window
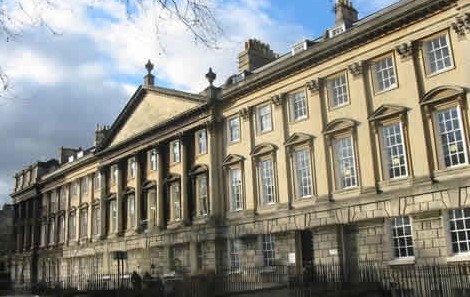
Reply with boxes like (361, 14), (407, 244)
(328, 24), (346, 38)
(68, 156), (74, 163)
(77, 151), (84, 159)
(291, 40), (313, 56)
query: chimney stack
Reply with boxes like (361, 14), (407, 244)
(335, 0), (358, 29)
(238, 39), (278, 73)
(94, 124), (110, 148)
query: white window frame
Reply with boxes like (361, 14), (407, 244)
(150, 149), (158, 171)
(112, 166), (119, 185)
(328, 24), (345, 38)
(262, 234), (276, 266)
(110, 200), (117, 233)
(228, 239), (241, 270)
(128, 194), (135, 228)
(259, 159), (275, 205)
(423, 32), (454, 76)
(197, 174), (208, 216)
(228, 117), (241, 144)
(436, 106), (468, 168)
(79, 208), (88, 238)
(170, 182), (181, 221)
(229, 168), (243, 211)
(172, 141), (181, 163)
(58, 216), (65, 243)
(382, 122), (408, 179)
(289, 91), (308, 122)
(334, 136), (358, 190)
(327, 73), (349, 108)
(94, 172), (101, 191)
(257, 104), (273, 133)
(449, 208), (470, 254)
(294, 149), (313, 199)
(129, 158), (136, 179)
(372, 55), (398, 93)
(197, 129), (208, 155)
(391, 216), (414, 259)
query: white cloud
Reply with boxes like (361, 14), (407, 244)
(7, 50), (61, 84)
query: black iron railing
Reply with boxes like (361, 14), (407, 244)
(22, 263), (470, 297)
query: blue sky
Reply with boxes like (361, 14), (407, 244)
(0, 0), (399, 205)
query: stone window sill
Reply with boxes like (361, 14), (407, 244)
(447, 253), (470, 263)
(388, 257), (415, 266)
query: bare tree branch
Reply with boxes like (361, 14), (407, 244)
(0, 0), (222, 97)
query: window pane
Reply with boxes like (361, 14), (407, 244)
(229, 240), (240, 269)
(449, 209), (470, 254)
(229, 118), (240, 142)
(425, 35), (452, 74)
(330, 74), (349, 107)
(199, 130), (207, 154)
(391, 216), (414, 258)
(437, 106), (467, 168)
(171, 183), (181, 220)
(259, 105), (272, 132)
(291, 92), (307, 120)
(374, 57), (397, 92)
(382, 123), (408, 179)
(198, 175), (208, 216)
(262, 234), (276, 266)
(229, 169), (242, 211)
(334, 136), (357, 189)
(260, 160), (275, 204)
(295, 150), (312, 198)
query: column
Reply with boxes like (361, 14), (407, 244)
(99, 168), (107, 238)
(156, 150), (165, 229)
(181, 137), (190, 224)
(207, 122), (219, 218)
(64, 184), (70, 244)
(24, 202), (30, 249)
(32, 198), (38, 247)
(135, 154), (143, 231)
(116, 162), (124, 234)
(88, 177), (94, 239)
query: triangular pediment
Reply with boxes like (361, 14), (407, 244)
(103, 86), (205, 148)
(189, 164), (209, 176)
(323, 118), (356, 135)
(222, 154), (245, 167)
(420, 85), (466, 106)
(368, 105), (408, 122)
(284, 132), (314, 147)
(250, 143), (278, 156)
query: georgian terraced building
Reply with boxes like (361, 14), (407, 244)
(10, 0), (470, 284)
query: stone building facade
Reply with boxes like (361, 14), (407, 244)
(10, 0), (470, 285)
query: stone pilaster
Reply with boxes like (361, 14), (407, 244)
(135, 154), (143, 231)
(99, 169), (107, 238)
(116, 163), (124, 235)
(156, 150), (165, 229)
(181, 138), (190, 224)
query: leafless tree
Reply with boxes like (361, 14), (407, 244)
(0, 0), (221, 96)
